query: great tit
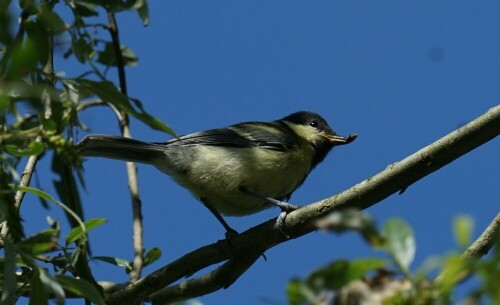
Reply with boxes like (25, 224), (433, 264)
(77, 111), (357, 235)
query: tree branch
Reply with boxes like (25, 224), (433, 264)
(105, 105), (499, 305)
(107, 12), (145, 282)
(150, 252), (262, 305)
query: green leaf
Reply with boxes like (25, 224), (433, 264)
(0, 4), (14, 46)
(97, 42), (138, 67)
(55, 275), (105, 305)
(135, 0), (149, 26)
(23, 264), (67, 305)
(120, 46), (139, 66)
(3, 141), (45, 157)
(77, 0), (145, 13)
(1, 243), (19, 305)
(439, 254), (472, 293)
(72, 2), (99, 17)
(0, 91), (8, 111)
(286, 279), (308, 305)
(476, 245), (500, 304)
(24, 18), (51, 66)
(28, 272), (49, 305)
(39, 9), (67, 35)
(382, 218), (416, 274)
(72, 243), (99, 288)
(52, 155), (85, 229)
(38, 268), (65, 305)
(40, 118), (58, 132)
(307, 258), (388, 290)
(16, 229), (58, 256)
(19, 0), (38, 16)
(11, 185), (86, 234)
(70, 37), (95, 64)
(74, 79), (175, 135)
(96, 43), (116, 66)
(79, 0), (126, 11)
(66, 218), (107, 245)
(453, 215), (474, 249)
(2, 34), (39, 80)
(92, 256), (133, 272)
(143, 247), (162, 267)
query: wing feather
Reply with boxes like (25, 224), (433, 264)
(156, 122), (298, 151)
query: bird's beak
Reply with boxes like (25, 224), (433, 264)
(323, 133), (358, 145)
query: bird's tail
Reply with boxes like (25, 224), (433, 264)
(77, 135), (166, 165)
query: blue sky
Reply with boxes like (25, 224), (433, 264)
(21, 2), (499, 304)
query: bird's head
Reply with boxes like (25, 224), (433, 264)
(280, 111), (357, 166)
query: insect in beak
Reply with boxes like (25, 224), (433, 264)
(323, 133), (358, 145)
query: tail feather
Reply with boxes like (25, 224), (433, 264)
(77, 135), (165, 165)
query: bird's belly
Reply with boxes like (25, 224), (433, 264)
(158, 146), (314, 216)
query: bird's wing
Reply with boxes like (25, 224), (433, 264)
(157, 122), (298, 151)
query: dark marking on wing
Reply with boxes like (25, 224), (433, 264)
(155, 121), (299, 151)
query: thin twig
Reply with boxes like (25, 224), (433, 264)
(107, 12), (144, 282)
(41, 0), (55, 85)
(0, 150), (41, 245)
(462, 212), (500, 258)
(434, 212), (500, 284)
(105, 105), (500, 305)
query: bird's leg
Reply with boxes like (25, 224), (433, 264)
(239, 188), (299, 235)
(257, 196), (300, 212)
(201, 199), (238, 238)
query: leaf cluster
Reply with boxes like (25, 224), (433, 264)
(287, 212), (500, 305)
(0, 0), (170, 303)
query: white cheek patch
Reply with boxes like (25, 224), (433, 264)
(283, 122), (320, 143)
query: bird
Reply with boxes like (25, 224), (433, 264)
(76, 111), (357, 236)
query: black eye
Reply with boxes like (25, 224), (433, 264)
(309, 120), (319, 128)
